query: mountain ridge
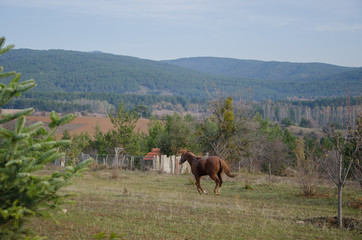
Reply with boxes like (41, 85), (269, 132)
(0, 49), (361, 101)
(163, 56), (356, 82)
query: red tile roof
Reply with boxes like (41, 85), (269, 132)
(144, 148), (161, 161)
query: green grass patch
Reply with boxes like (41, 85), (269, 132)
(26, 169), (361, 239)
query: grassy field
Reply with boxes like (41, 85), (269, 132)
(26, 168), (361, 239)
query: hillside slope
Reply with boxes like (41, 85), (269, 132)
(163, 57), (356, 81)
(1, 49), (361, 100)
(0, 49), (221, 97)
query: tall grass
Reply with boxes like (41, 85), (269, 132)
(26, 169), (361, 239)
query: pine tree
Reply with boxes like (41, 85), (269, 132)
(107, 102), (139, 154)
(0, 37), (91, 238)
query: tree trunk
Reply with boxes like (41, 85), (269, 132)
(337, 184), (343, 228)
(269, 163), (272, 183)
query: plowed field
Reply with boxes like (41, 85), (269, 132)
(26, 116), (149, 138)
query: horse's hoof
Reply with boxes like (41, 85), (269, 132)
(203, 190), (208, 195)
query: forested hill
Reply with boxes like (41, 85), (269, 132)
(163, 57), (357, 82)
(1, 49), (361, 101)
(0, 49), (219, 98)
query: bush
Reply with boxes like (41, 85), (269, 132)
(300, 118), (312, 128)
(281, 118), (294, 126)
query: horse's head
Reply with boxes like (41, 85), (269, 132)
(178, 149), (190, 165)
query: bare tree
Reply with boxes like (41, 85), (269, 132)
(318, 120), (361, 228)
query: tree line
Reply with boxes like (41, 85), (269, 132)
(3, 89), (361, 131)
(2, 91), (196, 114)
(253, 97), (362, 129)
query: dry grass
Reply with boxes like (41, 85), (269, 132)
(26, 169), (361, 239)
(287, 126), (324, 138)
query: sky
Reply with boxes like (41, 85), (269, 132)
(1, 0), (362, 67)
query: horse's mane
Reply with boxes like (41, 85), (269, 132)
(177, 149), (187, 155)
(178, 149), (199, 158)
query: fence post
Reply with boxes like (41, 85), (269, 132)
(175, 156), (180, 175)
(171, 155), (175, 174)
(154, 155), (160, 171)
(130, 156), (134, 169)
(61, 156), (65, 167)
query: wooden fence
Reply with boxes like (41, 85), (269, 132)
(55, 153), (191, 174)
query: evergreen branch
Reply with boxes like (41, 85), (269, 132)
(0, 108), (34, 124)
(0, 37), (14, 54)
(0, 71), (16, 79)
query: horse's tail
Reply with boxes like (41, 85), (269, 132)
(220, 159), (236, 178)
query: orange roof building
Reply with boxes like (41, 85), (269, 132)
(144, 148), (161, 161)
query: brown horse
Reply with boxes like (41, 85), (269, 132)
(179, 150), (235, 195)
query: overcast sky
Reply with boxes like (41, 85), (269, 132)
(1, 0), (362, 67)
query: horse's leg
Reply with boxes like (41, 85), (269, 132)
(209, 173), (220, 195)
(195, 176), (207, 195)
(217, 172), (223, 194)
(217, 172), (223, 187)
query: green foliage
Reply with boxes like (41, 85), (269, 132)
(102, 102), (140, 154)
(90, 124), (109, 155)
(0, 37), (91, 238)
(159, 113), (198, 156)
(196, 118), (219, 154)
(282, 129), (297, 160)
(254, 113), (298, 175)
(255, 114), (283, 141)
(61, 132), (92, 166)
(0, 39), (35, 106)
(93, 231), (122, 240)
(281, 118), (294, 126)
(198, 96), (250, 160)
(143, 117), (164, 152)
(205, 96), (237, 158)
(220, 96), (235, 137)
(300, 118), (312, 128)
(133, 105), (151, 118)
(61, 130), (71, 140)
